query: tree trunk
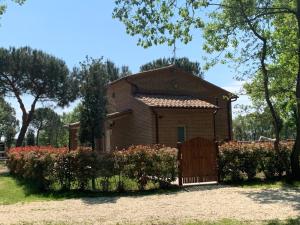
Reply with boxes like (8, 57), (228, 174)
(291, 0), (300, 179)
(260, 36), (282, 152)
(16, 118), (30, 147)
(15, 101), (38, 147)
(239, 2), (282, 146)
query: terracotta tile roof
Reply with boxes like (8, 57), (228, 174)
(135, 94), (218, 109)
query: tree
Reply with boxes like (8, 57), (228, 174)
(38, 115), (63, 147)
(0, 47), (79, 147)
(140, 57), (203, 77)
(120, 65), (132, 77)
(202, 0), (282, 150)
(31, 108), (62, 146)
(105, 60), (120, 82)
(233, 105), (296, 141)
(113, 0), (300, 178)
(78, 58), (109, 150)
(0, 0), (25, 20)
(105, 60), (132, 81)
(61, 104), (82, 125)
(0, 96), (18, 147)
(26, 129), (35, 146)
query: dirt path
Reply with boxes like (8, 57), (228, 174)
(0, 185), (299, 225)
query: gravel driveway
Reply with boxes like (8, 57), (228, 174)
(0, 185), (299, 225)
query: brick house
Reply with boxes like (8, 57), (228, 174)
(69, 65), (236, 151)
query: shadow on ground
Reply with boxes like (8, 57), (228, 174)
(265, 217), (300, 225)
(242, 188), (300, 211)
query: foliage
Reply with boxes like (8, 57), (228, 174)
(58, 104), (82, 147)
(112, 0), (300, 178)
(116, 145), (178, 190)
(78, 58), (109, 149)
(0, 0), (25, 20)
(140, 57), (203, 78)
(31, 108), (63, 146)
(105, 60), (132, 81)
(26, 129), (35, 146)
(0, 96), (18, 147)
(7, 145), (178, 191)
(233, 106), (296, 141)
(0, 47), (80, 146)
(219, 141), (292, 181)
(233, 110), (274, 141)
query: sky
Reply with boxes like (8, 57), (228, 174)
(0, 0), (250, 120)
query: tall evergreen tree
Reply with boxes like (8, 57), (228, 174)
(0, 47), (80, 146)
(78, 58), (109, 150)
(140, 57), (203, 78)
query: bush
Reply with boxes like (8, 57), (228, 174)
(7, 146), (98, 191)
(7, 145), (178, 191)
(114, 145), (178, 190)
(219, 141), (292, 182)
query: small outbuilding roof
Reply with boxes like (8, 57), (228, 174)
(135, 94), (218, 109)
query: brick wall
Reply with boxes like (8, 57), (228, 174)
(107, 80), (154, 150)
(104, 66), (233, 150)
(124, 67), (232, 141)
(155, 108), (215, 147)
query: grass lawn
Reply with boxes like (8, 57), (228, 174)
(0, 170), (180, 205)
(1, 170), (300, 205)
(0, 172), (56, 205)
(0, 162), (299, 205)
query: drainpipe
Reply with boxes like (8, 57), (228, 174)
(213, 98), (219, 141)
(227, 96), (238, 141)
(68, 125), (71, 152)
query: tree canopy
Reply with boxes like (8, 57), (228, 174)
(31, 108), (62, 146)
(78, 58), (109, 150)
(105, 59), (132, 81)
(0, 47), (80, 146)
(0, 96), (18, 147)
(0, 0), (25, 19)
(140, 57), (203, 77)
(113, 0), (300, 178)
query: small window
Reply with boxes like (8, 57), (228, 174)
(177, 126), (186, 143)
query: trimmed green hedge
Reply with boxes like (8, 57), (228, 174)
(219, 141), (292, 181)
(7, 145), (178, 191)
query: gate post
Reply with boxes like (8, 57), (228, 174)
(177, 142), (183, 186)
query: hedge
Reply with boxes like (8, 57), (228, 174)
(7, 145), (178, 191)
(7, 141), (293, 189)
(218, 141), (292, 181)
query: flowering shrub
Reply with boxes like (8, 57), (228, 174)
(114, 145), (178, 190)
(7, 145), (178, 191)
(7, 146), (97, 190)
(219, 141), (292, 181)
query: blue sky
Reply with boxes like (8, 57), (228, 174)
(1, 0), (249, 120)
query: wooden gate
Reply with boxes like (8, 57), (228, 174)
(178, 137), (218, 185)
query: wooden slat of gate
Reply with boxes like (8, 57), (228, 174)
(179, 137), (218, 185)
